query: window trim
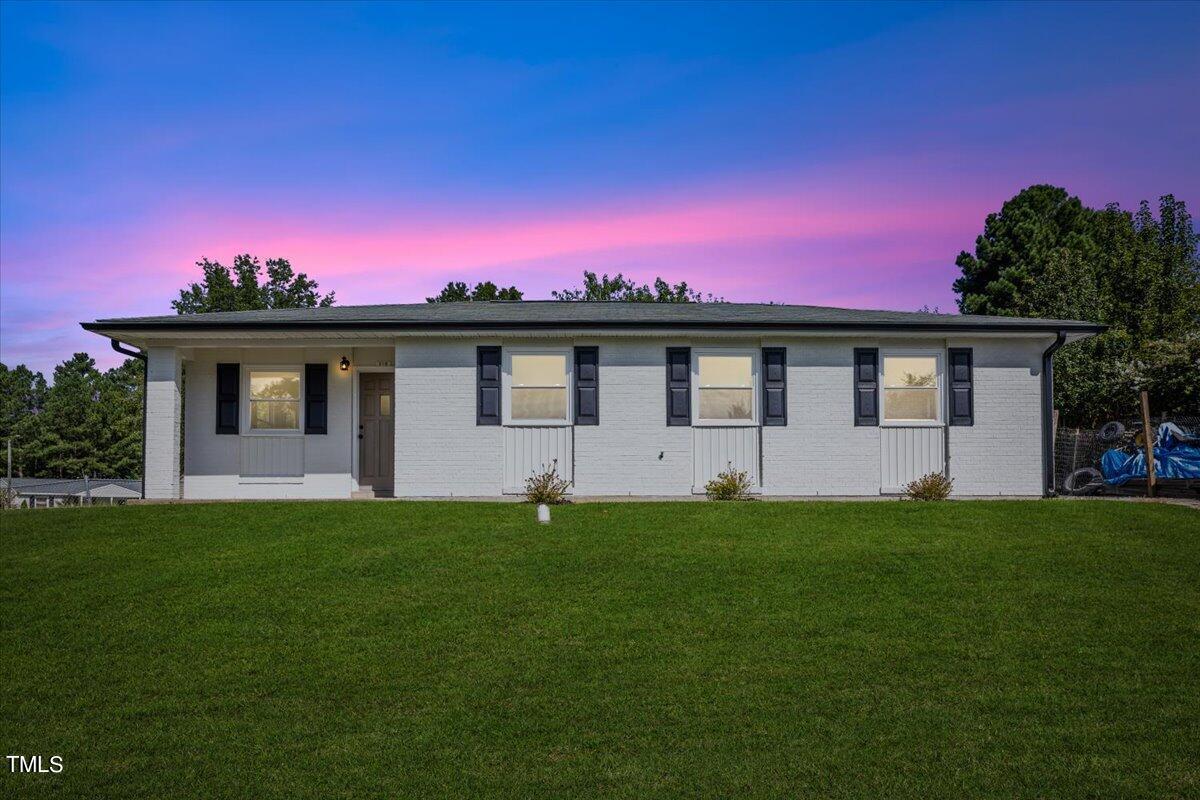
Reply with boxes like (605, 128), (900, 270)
(691, 347), (759, 427)
(879, 349), (944, 427)
(242, 365), (305, 436)
(502, 347), (573, 427)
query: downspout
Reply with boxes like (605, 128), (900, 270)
(1040, 331), (1067, 498)
(111, 339), (148, 500)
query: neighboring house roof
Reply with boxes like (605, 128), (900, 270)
(1, 478), (142, 497)
(82, 301), (1105, 336)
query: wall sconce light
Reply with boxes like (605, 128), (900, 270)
(339, 356), (351, 371)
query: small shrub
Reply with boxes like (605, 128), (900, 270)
(705, 464), (753, 501)
(904, 472), (954, 501)
(524, 459), (571, 505)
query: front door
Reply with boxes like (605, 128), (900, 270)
(359, 373), (395, 496)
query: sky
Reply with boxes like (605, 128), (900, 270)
(2, 1), (1197, 375)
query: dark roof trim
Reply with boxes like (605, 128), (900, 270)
(83, 319), (1106, 334)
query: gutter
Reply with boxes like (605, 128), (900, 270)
(111, 339), (148, 500)
(1040, 331), (1068, 498)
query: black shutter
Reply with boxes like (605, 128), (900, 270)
(304, 363), (328, 434)
(574, 346), (599, 425)
(666, 347), (691, 426)
(948, 347), (974, 426)
(477, 346), (501, 425)
(853, 348), (878, 426)
(762, 347), (787, 426)
(216, 363), (239, 434)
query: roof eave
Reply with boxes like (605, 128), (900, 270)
(82, 320), (1107, 335)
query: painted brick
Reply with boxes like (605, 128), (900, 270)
(145, 347), (182, 499)
(572, 341), (693, 495)
(761, 338), (882, 495)
(946, 337), (1047, 496)
(162, 335), (1050, 499)
(393, 341), (503, 496)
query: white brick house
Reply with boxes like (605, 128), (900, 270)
(83, 302), (1103, 500)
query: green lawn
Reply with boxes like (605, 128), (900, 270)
(2, 501), (1198, 799)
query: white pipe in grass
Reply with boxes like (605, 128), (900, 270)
(537, 504), (550, 524)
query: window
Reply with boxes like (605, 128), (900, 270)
(509, 352), (569, 423)
(882, 354), (940, 422)
(248, 369), (301, 430)
(696, 351), (755, 423)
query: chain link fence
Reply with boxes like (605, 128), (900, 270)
(1055, 414), (1200, 498)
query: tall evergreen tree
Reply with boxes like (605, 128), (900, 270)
(0, 363), (47, 477)
(953, 185), (1097, 317)
(22, 354), (106, 478)
(96, 359), (144, 477)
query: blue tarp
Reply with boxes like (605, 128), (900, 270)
(1100, 423), (1200, 485)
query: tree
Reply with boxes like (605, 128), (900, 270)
(552, 271), (723, 302)
(0, 363), (46, 442)
(96, 359), (144, 478)
(426, 281), (523, 303)
(426, 272), (723, 303)
(172, 254), (335, 314)
(954, 187), (1200, 426)
(1, 356), (145, 479)
(0, 363), (47, 477)
(953, 185), (1097, 317)
(17, 354), (107, 478)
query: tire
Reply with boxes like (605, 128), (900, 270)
(1096, 421), (1125, 444)
(1063, 467), (1104, 495)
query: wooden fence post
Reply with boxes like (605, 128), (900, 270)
(1140, 391), (1157, 498)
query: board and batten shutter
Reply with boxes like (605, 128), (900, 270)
(948, 347), (974, 426)
(761, 347), (787, 426)
(304, 363), (328, 434)
(666, 347), (691, 426)
(574, 346), (599, 425)
(853, 348), (879, 426)
(477, 346), (501, 425)
(216, 363), (239, 435)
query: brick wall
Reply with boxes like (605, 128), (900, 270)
(145, 347), (182, 499)
(393, 340), (503, 496)
(761, 338), (882, 495)
(572, 340), (694, 495)
(947, 337), (1048, 495)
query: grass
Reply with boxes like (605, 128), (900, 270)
(2, 500), (1198, 799)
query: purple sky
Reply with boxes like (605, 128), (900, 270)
(2, 1), (1197, 374)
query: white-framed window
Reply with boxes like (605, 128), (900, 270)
(693, 348), (757, 426)
(881, 351), (942, 425)
(504, 348), (572, 425)
(245, 368), (302, 432)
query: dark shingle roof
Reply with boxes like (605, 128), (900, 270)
(83, 301), (1105, 334)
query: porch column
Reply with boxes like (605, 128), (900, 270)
(145, 346), (182, 499)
